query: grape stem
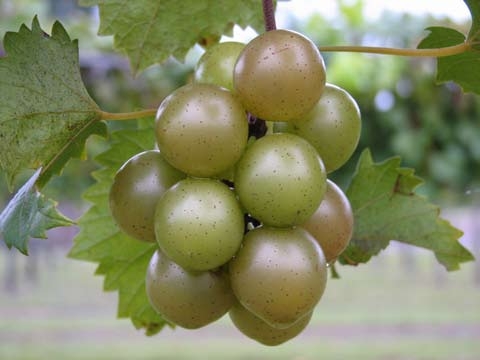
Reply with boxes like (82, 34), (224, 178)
(329, 263), (340, 279)
(262, 0), (276, 31)
(100, 109), (157, 121)
(318, 41), (472, 57)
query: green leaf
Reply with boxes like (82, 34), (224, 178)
(0, 17), (106, 189)
(80, 0), (266, 73)
(465, 0), (480, 39)
(0, 168), (74, 255)
(68, 124), (167, 335)
(418, 27), (480, 94)
(417, 1), (480, 94)
(340, 149), (474, 271)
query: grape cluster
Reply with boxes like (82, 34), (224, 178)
(109, 29), (361, 346)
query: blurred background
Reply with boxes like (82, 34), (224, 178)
(0, 0), (479, 359)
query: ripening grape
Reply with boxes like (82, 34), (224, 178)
(235, 133), (326, 227)
(277, 83), (361, 172)
(194, 41), (245, 91)
(109, 150), (185, 242)
(154, 178), (244, 271)
(229, 227), (327, 329)
(155, 83), (248, 177)
(229, 301), (313, 346)
(146, 250), (234, 329)
(302, 179), (354, 264)
(234, 29), (326, 121)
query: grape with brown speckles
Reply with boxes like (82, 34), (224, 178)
(194, 41), (245, 92)
(235, 133), (327, 227)
(276, 83), (361, 172)
(109, 150), (185, 242)
(229, 301), (313, 346)
(233, 29), (326, 122)
(229, 227), (327, 329)
(155, 83), (248, 177)
(154, 178), (245, 271)
(302, 179), (354, 264)
(146, 250), (235, 329)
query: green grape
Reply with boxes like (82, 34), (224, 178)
(233, 29), (326, 122)
(302, 179), (354, 264)
(109, 150), (185, 242)
(229, 227), (327, 329)
(155, 83), (248, 177)
(154, 178), (244, 271)
(278, 83), (361, 172)
(194, 41), (245, 91)
(146, 250), (234, 329)
(229, 301), (312, 346)
(235, 133), (326, 227)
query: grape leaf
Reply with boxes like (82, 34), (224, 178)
(79, 0), (266, 73)
(417, 0), (480, 94)
(0, 168), (74, 255)
(418, 27), (480, 94)
(465, 0), (480, 39)
(0, 17), (106, 189)
(68, 124), (168, 335)
(340, 149), (474, 271)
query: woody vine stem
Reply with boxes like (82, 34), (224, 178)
(101, 1), (473, 122)
(262, 0), (276, 31)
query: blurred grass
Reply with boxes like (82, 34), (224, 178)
(0, 234), (479, 360)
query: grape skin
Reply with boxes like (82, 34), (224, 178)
(154, 178), (245, 271)
(194, 41), (245, 91)
(234, 29), (326, 122)
(235, 133), (327, 227)
(302, 179), (354, 264)
(229, 301), (313, 346)
(109, 150), (185, 242)
(229, 226), (327, 329)
(146, 250), (235, 329)
(155, 83), (248, 178)
(278, 83), (361, 172)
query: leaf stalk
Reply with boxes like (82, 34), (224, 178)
(100, 109), (157, 121)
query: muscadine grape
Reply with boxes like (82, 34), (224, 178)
(109, 150), (185, 242)
(155, 83), (248, 177)
(302, 179), (353, 263)
(154, 178), (244, 271)
(278, 83), (361, 172)
(235, 133), (326, 227)
(194, 41), (245, 91)
(233, 29), (326, 121)
(229, 227), (327, 329)
(146, 250), (234, 329)
(229, 301), (312, 346)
